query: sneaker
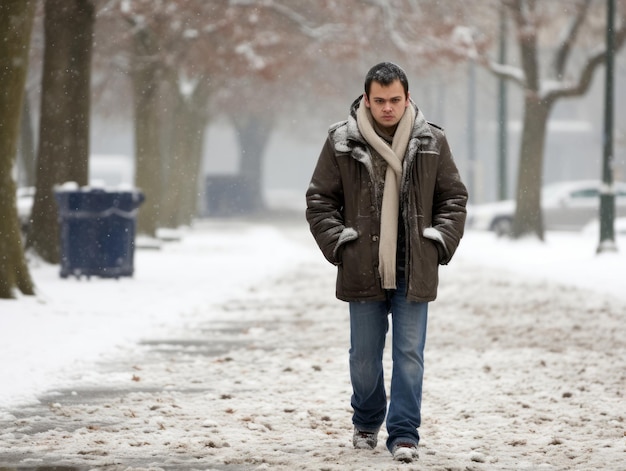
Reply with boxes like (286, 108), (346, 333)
(392, 442), (419, 463)
(352, 427), (378, 449)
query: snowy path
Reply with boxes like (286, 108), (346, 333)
(0, 221), (625, 470)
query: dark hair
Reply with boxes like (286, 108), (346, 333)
(364, 62), (409, 97)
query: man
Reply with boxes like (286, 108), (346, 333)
(305, 62), (467, 463)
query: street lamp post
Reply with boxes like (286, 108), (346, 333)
(497, 5), (508, 201)
(597, 0), (617, 254)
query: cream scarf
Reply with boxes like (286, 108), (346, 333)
(356, 96), (415, 289)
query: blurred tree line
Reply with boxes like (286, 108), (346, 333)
(1, 0), (624, 298)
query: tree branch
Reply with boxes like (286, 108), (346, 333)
(483, 59), (526, 88)
(552, 0), (591, 79)
(507, 0), (541, 91)
(544, 10), (626, 101)
(229, 0), (343, 39)
(360, 0), (412, 52)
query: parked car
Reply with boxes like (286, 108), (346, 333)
(467, 180), (626, 236)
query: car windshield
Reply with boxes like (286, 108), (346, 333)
(571, 188), (599, 198)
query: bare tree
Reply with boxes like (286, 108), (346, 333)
(0, 0), (36, 298)
(100, 0), (230, 233)
(93, 0), (474, 222)
(28, 0), (95, 262)
(129, 22), (164, 236)
(160, 75), (211, 227)
(479, 0), (626, 239)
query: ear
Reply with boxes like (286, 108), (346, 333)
(405, 91), (411, 108)
(363, 93), (371, 108)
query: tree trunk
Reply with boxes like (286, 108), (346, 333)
(17, 96), (37, 187)
(233, 114), (274, 213)
(496, 0), (625, 241)
(180, 102), (208, 224)
(27, 0), (94, 263)
(0, 0), (36, 298)
(161, 81), (209, 228)
(512, 96), (552, 240)
(132, 27), (163, 237)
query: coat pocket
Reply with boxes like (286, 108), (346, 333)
(339, 233), (377, 292)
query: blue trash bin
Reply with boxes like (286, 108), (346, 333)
(55, 188), (145, 279)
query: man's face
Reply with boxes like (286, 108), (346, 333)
(364, 79), (410, 132)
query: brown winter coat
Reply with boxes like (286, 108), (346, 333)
(306, 97), (468, 302)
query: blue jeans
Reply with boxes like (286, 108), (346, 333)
(349, 278), (428, 452)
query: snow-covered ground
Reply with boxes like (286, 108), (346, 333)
(0, 218), (313, 409)
(1, 216), (624, 470)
